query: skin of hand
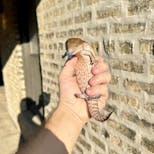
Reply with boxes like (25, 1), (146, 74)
(58, 56), (111, 123)
(45, 56), (111, 153)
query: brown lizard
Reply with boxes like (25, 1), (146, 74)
(62, 38), (112, 122)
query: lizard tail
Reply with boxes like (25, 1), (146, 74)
(87, 101), (112, 122)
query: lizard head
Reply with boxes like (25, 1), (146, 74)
(62, 38), (95, 60)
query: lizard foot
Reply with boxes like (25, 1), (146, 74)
(75, 93), (101, 101)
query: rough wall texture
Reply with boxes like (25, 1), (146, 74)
(3, 46), (26, 127)
(36, 0), (154, 153)
(0, 0), (26, 127)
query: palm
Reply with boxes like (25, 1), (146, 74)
(59, 71), (90, 122)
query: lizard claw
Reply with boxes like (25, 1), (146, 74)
(85, 94), (102, 101)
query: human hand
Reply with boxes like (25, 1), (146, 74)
(58, 56), (111, 123)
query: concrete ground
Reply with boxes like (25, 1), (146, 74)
(0, 86), (20, 154)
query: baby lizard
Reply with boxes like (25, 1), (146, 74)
(63, 38), (112, 122)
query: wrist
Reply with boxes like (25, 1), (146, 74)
(45, 103), (85, 153)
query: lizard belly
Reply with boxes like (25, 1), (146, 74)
(75, 56), (93, 93)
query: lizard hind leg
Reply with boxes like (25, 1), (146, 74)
(74, 93), (102, 101)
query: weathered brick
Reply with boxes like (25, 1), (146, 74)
(109, 149), (118, 154)
(45, 0), (55, 9)
(89, 135), (106, 150)
(152, 124), (154, 131)
(144, 102), (154, 113)
(75, 11), (92, 23)
(78, 137), (91, 151)
(101, 128), (110, 138)
(48, 21), (57, 28)
(120, 111), (154, 130)
(119, 41), (133, 54)
(141, 119), (153, 129)
(120, 111), (139, 123)
(139, 39), (154, 54)
(57, 42), (64, 51)
(150, 64), (154, 74)
(110, 22), (145, 33)
(90, 121), (100, 133)
(60, 18), (74, 26)
(56, 31), (67, 38)
(108, 120), (136, 140)
(46, 32), (54, 39)
(110, 75), (119, 85)
(110, 135), (123, 148)
(90, 121), (109, 138)
(94, 150), (104, 154)
(111, 60), (144, 73)
(128, 0), (154, 15)
(74, 144), (83, 153)
(124, 79), (154, 95)
(151, 21), (154, 31)
(127, 145), (141, 154)
(97, 6), (121, 19)
(81, 127), (86, 136)
(67, 0), (81, 10)
(103, 40), (115, 55)
(109, 92), (140, 109)
(68, 28), (83, 37)
(83, 0), (100, 6)
(141, 137), (154, 153)
(56, 0), (64, 3)
(50, 63), (59, 70)
(52, 7), (65, 17)
(87, 25), (107, 37)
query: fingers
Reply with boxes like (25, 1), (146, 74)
(86, 56), (110, 105)
(86, 84), (108, 99)
(89, 72), (111, 86)
(92, 56), (109, 74)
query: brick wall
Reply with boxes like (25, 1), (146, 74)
(3, 46), (26, 127)
(0, 0), (26, 127)
(36, 0), (154, 153)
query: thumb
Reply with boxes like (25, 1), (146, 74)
(60, 57), (77, 78)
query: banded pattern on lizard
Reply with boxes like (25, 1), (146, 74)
(63, 38), (112, 122)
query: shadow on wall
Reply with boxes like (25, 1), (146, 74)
(0, 0), (55, 150)
(18, 92), (50, 147)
